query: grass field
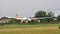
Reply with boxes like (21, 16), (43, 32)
(0, 24), (60, 34)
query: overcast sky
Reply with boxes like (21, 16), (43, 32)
(0, 0), (60, 17)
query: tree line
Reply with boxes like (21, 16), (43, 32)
(34, 10), (60, 24)
(0, 10), (60, 25)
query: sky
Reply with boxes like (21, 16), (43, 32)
(0, 0), (60, 18)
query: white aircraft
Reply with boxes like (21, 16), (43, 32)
(15, 14), (52, 23)
(16, 16), (52, 23)
(16, 17), (31, 23)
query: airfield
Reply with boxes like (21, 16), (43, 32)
(0, 24), (60, 34)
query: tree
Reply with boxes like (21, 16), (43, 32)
(34, 10), (46, 18)
(48, 11), (54, 17)
(57, 15), (60, 22)
(1, 16), (9, 19)
(34, 10), (54, 18)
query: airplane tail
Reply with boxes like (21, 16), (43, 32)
(16, 14), (19, 19)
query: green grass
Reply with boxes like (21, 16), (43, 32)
(0, 24), (59, 29)
(0, 24), (60, 34)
